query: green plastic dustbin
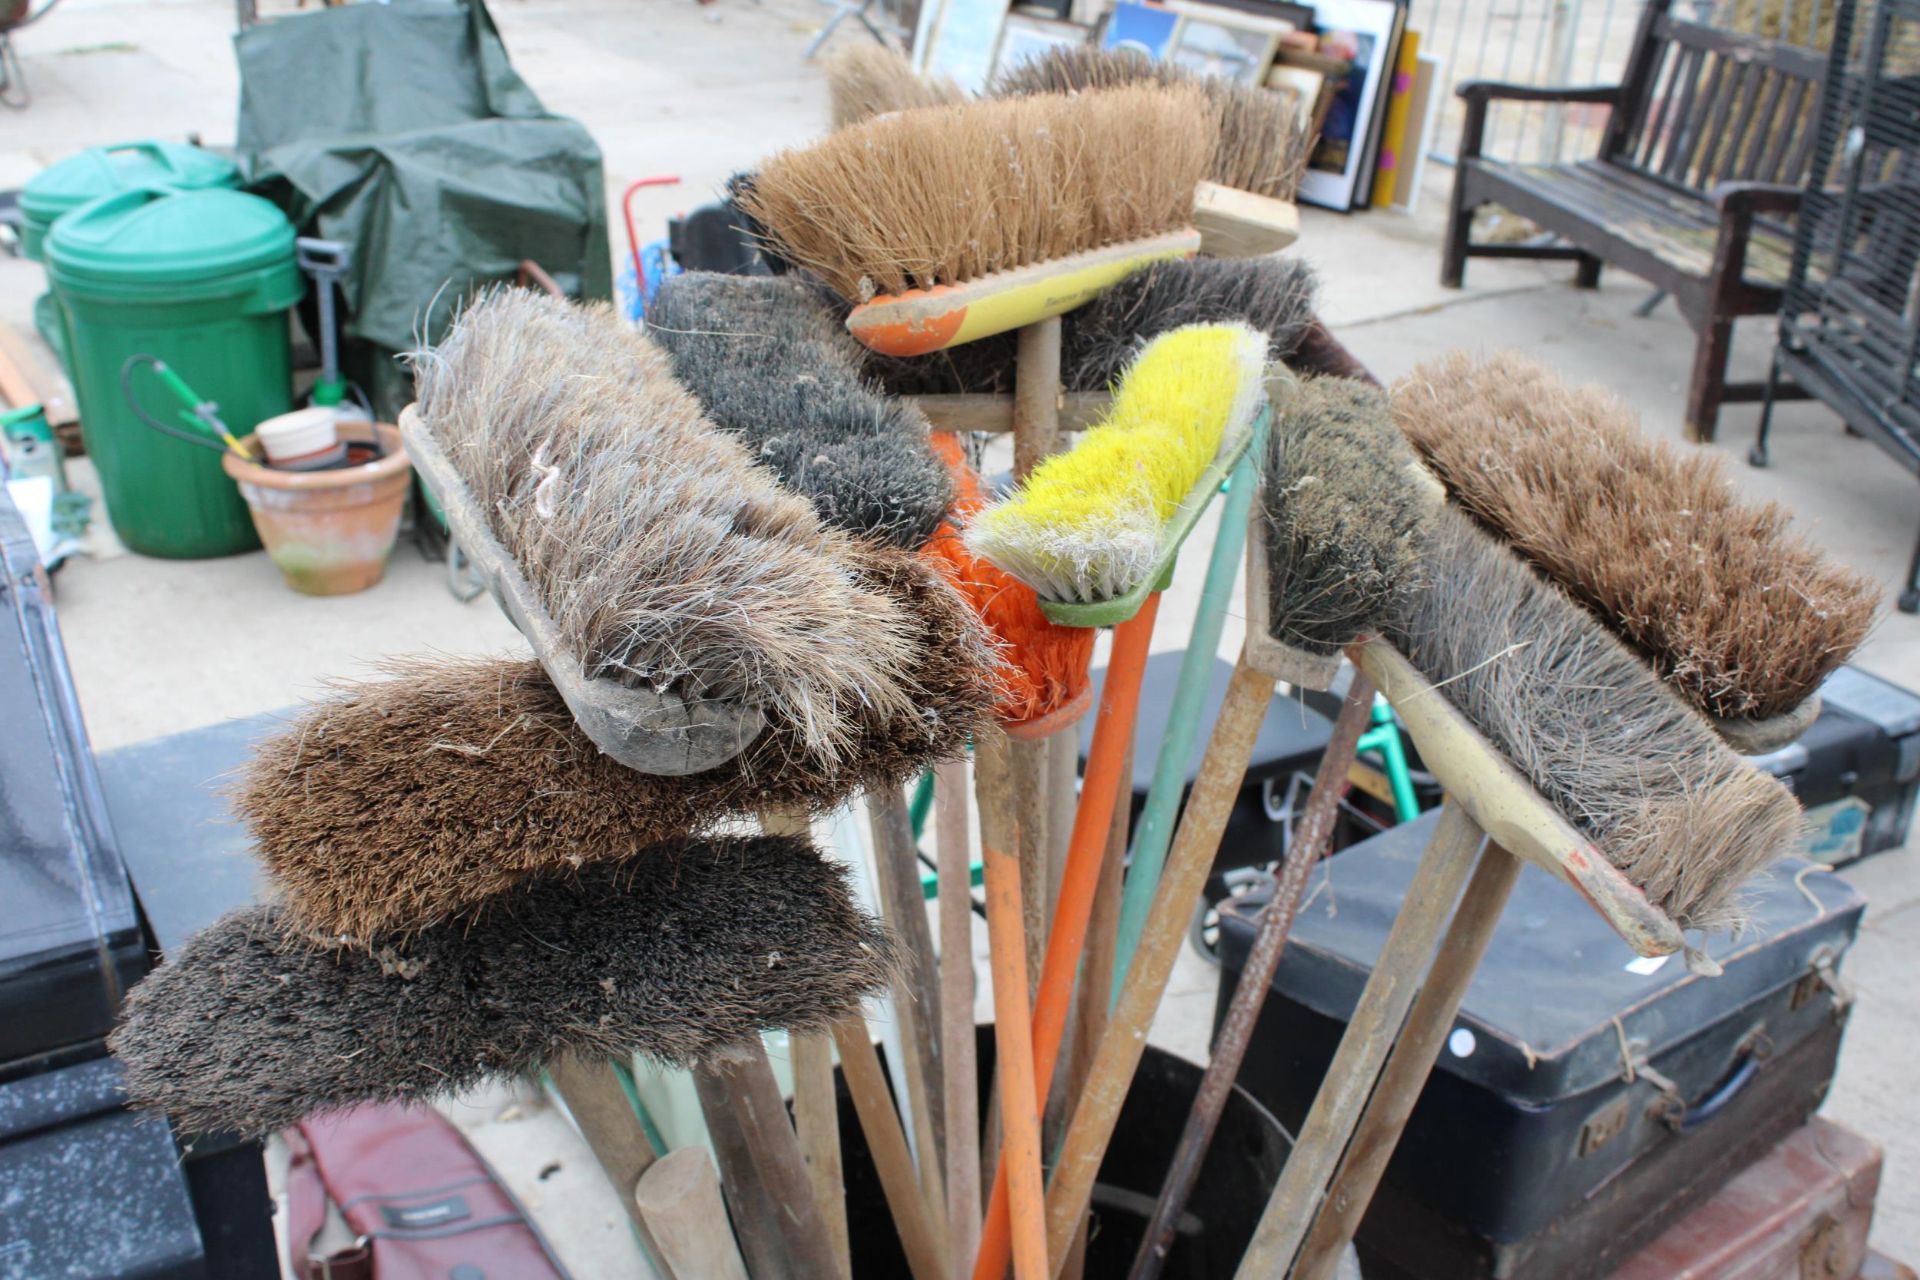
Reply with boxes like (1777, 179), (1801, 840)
(45, 186), (303, 559)
(20, 141), (240, 262)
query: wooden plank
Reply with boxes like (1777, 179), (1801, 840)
(1191, 181), (1302, 258)
(1292, 843), (1525, 1280)
(634, 1148), (750, 1280)
(1670, 51), (1730, 186)
(1758, 77), (1810, 180)
(1693, 61), (1752, 187)
(1741, 68), (1791, 182)
(1231, 800), (1488, 1280)
(1658, 45), (1712, 183)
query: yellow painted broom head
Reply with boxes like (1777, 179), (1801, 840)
(966, 322), (1268, 609)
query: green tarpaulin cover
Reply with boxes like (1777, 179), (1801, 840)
(234, 0), (610, 418)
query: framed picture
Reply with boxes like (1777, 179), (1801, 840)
(1102, 0), (1181, 58)
(994, 12), (1091, 79)
(1386, 51), (1445, 213)
(922, 0), (1013, 94)
(1166, 1), (1291, 85)
(1264, 63), (1326, 135)
(1297, 0), (1400, 211)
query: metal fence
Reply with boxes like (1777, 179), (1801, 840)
(1422, 0), (1842, 163)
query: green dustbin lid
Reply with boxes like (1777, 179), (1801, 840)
(20, 141), (240, 224)
(45, 187), (296, 292)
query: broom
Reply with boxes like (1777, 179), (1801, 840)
(825, 42), (963, 128)
(108, 835), (899, 1139)
(242, 543), (998, 945)
(1392, 350), (1878, 734)
(966, 322), (1270, 1280)
(995, 45), (1312, 257)
(408, 288), (920, 774)
(1122, 376), (1429, 1280)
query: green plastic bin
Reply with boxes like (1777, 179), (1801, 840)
(20, 141), (240, 262)
(46, 187), (302, 559)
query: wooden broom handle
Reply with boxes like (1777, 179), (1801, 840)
(634, 1147), (750, 1280)
(1127, 677), (1375, 1280)
(1038, 652), (1275, 1270)
(832, 1017), (952, 1280)
(936, 758), (983, 1277)
(975, 597), (1160, 1280)
(547, 1055), (669, 1268)
(975, 727), (1051, 1280)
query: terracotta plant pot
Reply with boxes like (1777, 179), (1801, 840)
(223, 421), (411, 596)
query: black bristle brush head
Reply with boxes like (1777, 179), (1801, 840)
(1261, 377), (1428, 654)
(647, 272), (954, 549)
(109, 836), (901, 1139)
(1388, 505), (1803, 934)
(242, 542), (999, 943)
(858, 256), (1320, 397)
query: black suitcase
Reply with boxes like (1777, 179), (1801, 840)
(1216, 809), (1863, 1280)
(1752, 663), (1920, 867)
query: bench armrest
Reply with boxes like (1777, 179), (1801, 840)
(1456, 80), (1622, 105)
(1711, 181), (1804, 217)
(1455, 82), (1621, 161)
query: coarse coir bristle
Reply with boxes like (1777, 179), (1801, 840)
(1262, 378), (1429, 654)
(826, 43), (964, 128)
(995, 44), (1309, 200)
(921, 432), (1093, 725)
(109, 836), (900, 1139)
(969, 323), (1268, 604)
(412, 289), (918, 763)
(242, 544), (998, 943)
(1393, 352), (1877, 721)
(862, 256), (1319, 397)
(735, 84), (1217, 302)
(647, 272), (954, 549)
(1389, 505), (1803, 933)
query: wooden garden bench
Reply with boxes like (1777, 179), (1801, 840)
(1441, 0), (1827, 441)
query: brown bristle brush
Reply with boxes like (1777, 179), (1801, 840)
(646, 271), (955, 550)
(107, 834), (900, 1139)
(241, 536), (997, 943)
(1392, 351), (1878, 732)
(409, 288), (921, 773)
(825, 42), (963, 128)
(1389, 502), (1804, 934)
(734, 83), (1215, 355)
(995, 45), (1311, 256)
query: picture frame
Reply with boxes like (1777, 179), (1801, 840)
(1101, 0), (1182, 58)
(922, 0), (1013, 94)
(1386, 51), (1445, 213)
(1165, 1), (1292, 85)
(1296, 0), (1400, 212)
(993, 11), (1092, 79)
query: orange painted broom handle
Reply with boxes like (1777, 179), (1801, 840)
(979, 728), (1051, 1280)
(973, 596), (1161, 1280)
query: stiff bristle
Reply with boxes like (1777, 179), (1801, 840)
(862, 256), (1319, 397)
(968, 323), (1268, 603)
(109, 836), (901, 1138)
(647, 272), (954, 549)
(737, 84), (1217, 302)
(1393, 351), (1878, 721)
(1262, 378), (1429, 654)
(412, 289), (922, 763)
(995, 45), (1309, 199)
(922, 433), (1093, 725)
(826, 43), (964, 128)
(241, 545), (998, 943)
(1390, 506), (1803, 933)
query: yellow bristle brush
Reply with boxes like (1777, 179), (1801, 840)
(965, 322), (1270, 1280)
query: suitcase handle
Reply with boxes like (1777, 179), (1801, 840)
(1654, 1045), (1765, 1132)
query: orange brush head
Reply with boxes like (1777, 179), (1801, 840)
(921, 433), (1093, 733)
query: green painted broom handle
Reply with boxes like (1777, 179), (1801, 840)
(1110, 419), (1267, 1002)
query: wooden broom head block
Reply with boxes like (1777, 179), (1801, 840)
(1192, 181), (1303, 259)
(1242, 510), (1345, 690)
(845, 230), (1201, 358)
(1350, 636), (1689, 960)
(399, 406), (766, 775)
(908, 391), (1112, 435)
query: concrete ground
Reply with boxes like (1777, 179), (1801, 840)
(4, 0), (1915, 1273)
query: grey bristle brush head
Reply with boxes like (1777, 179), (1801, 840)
(242, 542), (999, 943)
(647, 272), (954, 549)
(1262, 377), (1427, 654)
(412, 288), (924, 765)
(1388, 505), (1803, 933)
(109, 836), (900, 1139)
(1393, 351), (1879, 722)
(861, 256), (1319, 397)
(994, 45), (1309, 200)
(826, 43), (964, 128)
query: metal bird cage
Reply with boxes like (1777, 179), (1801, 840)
(1754, 0), (1920, 608)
